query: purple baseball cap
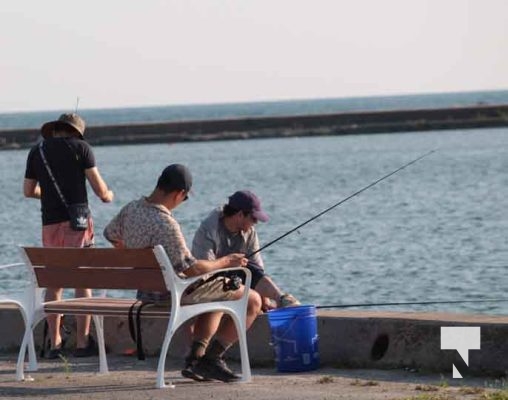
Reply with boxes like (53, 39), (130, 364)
(228, 190), (269, 222)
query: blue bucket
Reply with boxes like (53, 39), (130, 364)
(267, 305), (320, 372)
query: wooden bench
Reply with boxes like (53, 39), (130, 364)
(16, 245), (252, 389)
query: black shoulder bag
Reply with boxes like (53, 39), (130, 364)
(38, 142), (90, 231)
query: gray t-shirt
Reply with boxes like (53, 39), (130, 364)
(192, 208), (264, 271)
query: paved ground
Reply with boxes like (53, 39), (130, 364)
(0, 354), (506, 400)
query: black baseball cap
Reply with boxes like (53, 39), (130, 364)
(156, 164), (193, 193)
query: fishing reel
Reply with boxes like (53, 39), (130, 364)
(223, 274), (242, 292)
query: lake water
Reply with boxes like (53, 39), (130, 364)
(1, 127), (507, 315)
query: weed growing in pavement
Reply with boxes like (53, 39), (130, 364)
(58, 354), (71, 377)
(350, 379), (379, 387)
(317, 376), (334, 384)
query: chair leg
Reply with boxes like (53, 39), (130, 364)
(26, 331), (38, 372)
(18, 307), (38, 372)
(16, 329), (31, 381)
(92, 315), (108, 374)
(229, 311), (252, 383)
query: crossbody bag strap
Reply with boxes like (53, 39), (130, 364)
(38, 142), (69, 208)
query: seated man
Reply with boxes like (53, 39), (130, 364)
(192, 190), (300, 311)
(104, 164), (261, 382)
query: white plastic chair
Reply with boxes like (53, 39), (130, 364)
(0, 263), (39, 377)
(16, 245), (252, 389)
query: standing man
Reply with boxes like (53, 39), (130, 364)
(24, 113), (114, 359)
(103, 164), (262, 382)
(192, 190), (300, 310)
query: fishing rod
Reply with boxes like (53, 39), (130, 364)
(316, 298), (508, 309)
(248, 149), (436, 258)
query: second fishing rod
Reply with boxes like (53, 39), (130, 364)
(247, 149), (436, 258)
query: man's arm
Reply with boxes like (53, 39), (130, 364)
(103, 207), (125, 248)
(184, 255), (248, 277)
(23, 178), (41, 199)
(85, 167), (114, 202)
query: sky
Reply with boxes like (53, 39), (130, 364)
(1, 0), (508, 113)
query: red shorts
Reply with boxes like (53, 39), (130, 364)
(42, 218), (95, 248)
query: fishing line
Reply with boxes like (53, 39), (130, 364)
(248, 149), (436, 258)
(0, 262), (24, 270)
(316, 298), (508, 309)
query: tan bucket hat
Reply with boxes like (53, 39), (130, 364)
(41, 113), (86, 139)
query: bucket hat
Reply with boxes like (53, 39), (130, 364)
(41, 113), (85, 139)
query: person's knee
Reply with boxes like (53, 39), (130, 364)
(247, 290), (262, 315)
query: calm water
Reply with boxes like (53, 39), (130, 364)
(1, 128), (507, 315)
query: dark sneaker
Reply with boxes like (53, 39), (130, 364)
(193, 357), (240, 383)
(46, 347), (65, 360)
(181, 356), (209, 382)
(73, 335), (98, 358)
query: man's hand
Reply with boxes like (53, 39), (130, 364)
(101, 189), (114, 203)
(223, 253), (248, 268)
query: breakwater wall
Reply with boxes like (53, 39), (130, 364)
(1, 104), (508, 150)
(1, 305), (506, 376)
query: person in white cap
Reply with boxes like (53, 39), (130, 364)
(23, 113), (114, 359)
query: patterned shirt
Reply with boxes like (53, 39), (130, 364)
(104, 197), (197, 301)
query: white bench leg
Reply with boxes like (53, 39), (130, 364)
(156, 319), (177, 389)
(92, 315), (109, 374)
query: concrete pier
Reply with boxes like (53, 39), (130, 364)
(1, 104), (508, 150)
(1, 304), (506, 377)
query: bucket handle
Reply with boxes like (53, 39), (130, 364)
(269, 315), (304, 344)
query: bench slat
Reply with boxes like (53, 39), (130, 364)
(34, 268), (168, 291)
(44, 297), (171, 318)
(24, 247), (161, 269)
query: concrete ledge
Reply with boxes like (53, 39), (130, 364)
(2, 104), (508, 150)
(1, 305), (506, 376)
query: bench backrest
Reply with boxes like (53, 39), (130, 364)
(22, 247), (168, 292)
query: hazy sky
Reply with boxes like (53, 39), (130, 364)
(1, 0), (508, 112)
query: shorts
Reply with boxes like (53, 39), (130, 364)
(181, 276), (236, 305)
(42, 218), (95, 248)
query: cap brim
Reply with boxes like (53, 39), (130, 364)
(252, 210), (269, 223)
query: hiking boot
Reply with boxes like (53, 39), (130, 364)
(73, 335), (99, 358)
(193, 357), (240, 383)
(181, 356), (209, 382)
(279, 293), (301, 308)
